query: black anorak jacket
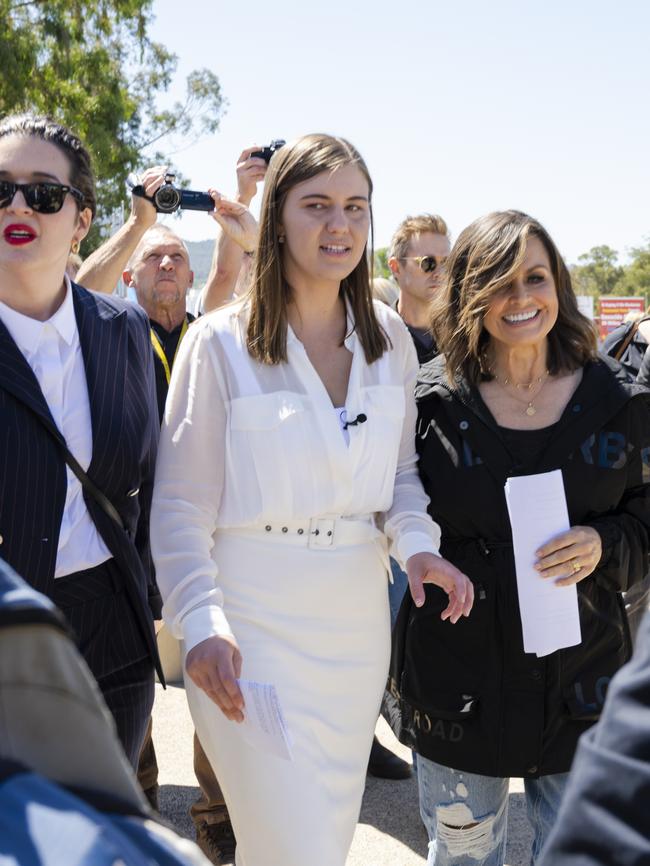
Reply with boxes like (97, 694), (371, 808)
(385, 354), (650, 778)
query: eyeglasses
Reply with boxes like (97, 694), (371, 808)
(0, 180), (84, 214)
(401, 255), (447, 273)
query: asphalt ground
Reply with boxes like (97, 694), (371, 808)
(153, 681), (534, 865)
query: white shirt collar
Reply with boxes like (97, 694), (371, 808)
(0, 275), (77, 356)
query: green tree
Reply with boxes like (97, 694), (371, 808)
(570, 245), (624, 296)
(614, 240), (650, 301)
(0, 0), (225, 251)
(374, 247), (392, 279)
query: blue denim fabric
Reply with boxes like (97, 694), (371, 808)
(389, 557), (409, 627)
(416, 755), (569, 865)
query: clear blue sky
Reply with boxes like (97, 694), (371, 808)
(147, 0), (650, 264)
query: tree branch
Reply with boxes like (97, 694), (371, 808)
(9, 0), (48, 10)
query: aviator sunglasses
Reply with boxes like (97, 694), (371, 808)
(401, 254), (447, 273)
(0, 180), (84, 214)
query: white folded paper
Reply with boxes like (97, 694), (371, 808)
(236, 679), (293, 761)
(504, 469), (582, 657)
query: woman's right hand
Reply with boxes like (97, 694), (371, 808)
(185, 634), (245, 723)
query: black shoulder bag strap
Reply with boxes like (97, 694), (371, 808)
(11, 395), (125, 530)
(51, 436), (125, 529)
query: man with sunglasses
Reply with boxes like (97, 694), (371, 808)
(367, 214), (451, 782)
(388, 213), (450, 364)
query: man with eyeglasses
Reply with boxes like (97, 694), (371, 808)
(388, 213), (450, 364)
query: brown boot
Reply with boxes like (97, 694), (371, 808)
(195, 812), (236, 866)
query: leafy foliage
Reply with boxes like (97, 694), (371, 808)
(570, 245), (625, 296)
(570, 242), (650, 300)
(374, 247), (391, 279)
(613, 243), (650, 299)
(0, 0), (225, 251)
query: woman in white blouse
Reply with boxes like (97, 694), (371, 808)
(151, 134), (473, 866)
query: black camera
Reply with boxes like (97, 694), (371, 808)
(127, 172), (214, 214)
(251, 139), (286, 164)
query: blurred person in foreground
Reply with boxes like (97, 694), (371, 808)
(537, 609), (650, 865)
(0, 114), (160, 768)
(387, 210), (650, 865)
(150, 133), (474, 866)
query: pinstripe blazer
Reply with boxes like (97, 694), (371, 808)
(0, 283), (161, 678)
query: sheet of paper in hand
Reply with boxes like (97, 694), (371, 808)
(236, 679), (293, 761)
(505, 469), (582, 657)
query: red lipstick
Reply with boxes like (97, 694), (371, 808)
(3, 224), (36, 246)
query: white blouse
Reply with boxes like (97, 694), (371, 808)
(151, 300), (441, 651)
(0, 279), (111, 577)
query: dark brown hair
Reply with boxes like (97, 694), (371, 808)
(246, 133), (389, 365)
(431, 210), (597, 384)
(0, 114), (96, 218)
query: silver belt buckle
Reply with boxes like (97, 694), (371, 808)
(308, 517), (336, 549)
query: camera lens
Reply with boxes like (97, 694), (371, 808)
(154, 184), (182, 213)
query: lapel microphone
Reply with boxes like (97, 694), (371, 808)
(342, 412), (367, 430)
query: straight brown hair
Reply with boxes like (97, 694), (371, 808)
(431, 210), (598, 384)
(246, 133), (389, 365)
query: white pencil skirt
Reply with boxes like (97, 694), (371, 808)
(184, 530), (391, 866)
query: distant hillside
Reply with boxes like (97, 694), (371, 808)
(184, 239), (215, 289)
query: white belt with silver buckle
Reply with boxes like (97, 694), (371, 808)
(221, 515), (381, 551)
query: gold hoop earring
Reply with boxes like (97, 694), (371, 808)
(71, 240), (80, 255)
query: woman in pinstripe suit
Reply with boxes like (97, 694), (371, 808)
(0, 115), (160, 767)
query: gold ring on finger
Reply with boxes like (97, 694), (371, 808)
(572, 559), (581, 574)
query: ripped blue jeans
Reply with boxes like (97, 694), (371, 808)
(417, 756), (569, 865)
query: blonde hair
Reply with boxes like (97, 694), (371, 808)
(389, 214), (449, 260)
(371, 277), (399, 307)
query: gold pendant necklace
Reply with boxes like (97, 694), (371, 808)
(491, 368), (550, 417)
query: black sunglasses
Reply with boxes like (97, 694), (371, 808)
(0, 180), (84, 214)
(401, 254), (447, 274)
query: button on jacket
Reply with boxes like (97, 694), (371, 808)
(151, 300), (442, 652)
(385, 354), (650, 778)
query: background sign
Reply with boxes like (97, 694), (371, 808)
(598, 296), (646, 341)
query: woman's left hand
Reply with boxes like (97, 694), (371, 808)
(208, 189), (259, 252)
(535, 526), (602, 586)
(406, 552), (474, 622)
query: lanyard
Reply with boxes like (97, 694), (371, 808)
(150, 317), (189, 386)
